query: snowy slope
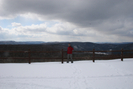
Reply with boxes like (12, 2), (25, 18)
(0, 58), (133, 89)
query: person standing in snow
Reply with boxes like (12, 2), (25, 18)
(67, 43), (74, 63)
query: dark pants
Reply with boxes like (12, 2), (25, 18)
(67, 54), (73, 63)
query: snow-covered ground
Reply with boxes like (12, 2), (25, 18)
(0, 58), (133, 89)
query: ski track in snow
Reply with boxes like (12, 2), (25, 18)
(0, 59), (133, 89)
(68, 64), (90, 89)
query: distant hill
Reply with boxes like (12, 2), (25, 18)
(0, 41), (133, 51)
(0, 41), (45, 44)
(54, 42), (133, 51)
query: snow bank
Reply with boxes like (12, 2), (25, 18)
(0, 58), (133, 89)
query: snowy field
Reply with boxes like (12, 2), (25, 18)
(0, 58), (133, 89)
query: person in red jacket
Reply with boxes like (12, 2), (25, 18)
(67, 43), (74, 63)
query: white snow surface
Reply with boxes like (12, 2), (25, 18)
(0, 58), (133, 89)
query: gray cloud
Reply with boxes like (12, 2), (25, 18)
(2, 0), (133, 22)
(0, 26), (2, 31)
(0, 0), (133, 42)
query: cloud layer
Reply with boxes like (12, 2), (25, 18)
(0, 0), (133, 42)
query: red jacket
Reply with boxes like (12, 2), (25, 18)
(67, 46), (74, 54)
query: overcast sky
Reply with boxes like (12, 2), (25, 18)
(0, 0), (133, 42)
